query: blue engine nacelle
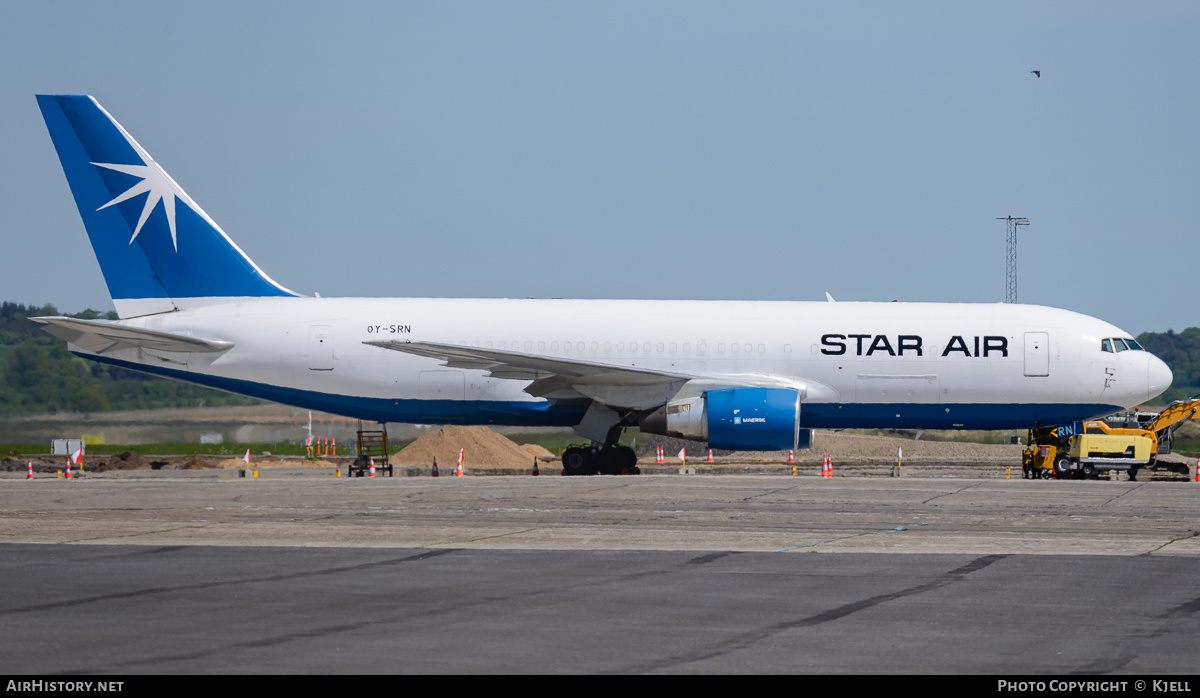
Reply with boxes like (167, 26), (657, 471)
(640, 387), (803, 451)
(706, 387), (801, 451)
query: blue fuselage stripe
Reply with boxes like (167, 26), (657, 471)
(81, 352), (1122, 431)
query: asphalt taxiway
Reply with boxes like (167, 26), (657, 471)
(2, 474), (1198, 673)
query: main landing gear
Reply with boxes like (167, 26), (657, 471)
(561, 427), (639, 476)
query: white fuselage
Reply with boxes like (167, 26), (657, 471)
(77, 297), (1171, 431)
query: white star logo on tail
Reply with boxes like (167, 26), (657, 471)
(90, 117), (222, 251)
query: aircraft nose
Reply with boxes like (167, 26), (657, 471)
(1148, 354), (1173, 402)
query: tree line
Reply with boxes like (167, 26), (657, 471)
(0, 302), (261, 416)
(1136, 328), (1200, 403)
(2, 300), (1198, 415)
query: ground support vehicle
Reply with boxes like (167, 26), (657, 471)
(1022, 398), (1200, 480)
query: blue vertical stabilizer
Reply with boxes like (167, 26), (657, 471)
(37, 95), (297, 317)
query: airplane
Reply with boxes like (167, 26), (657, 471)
(33, 95), (1173, 475)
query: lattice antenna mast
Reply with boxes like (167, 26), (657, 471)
(997, 216), (1030, 303)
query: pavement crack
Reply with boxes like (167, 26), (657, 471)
(921, 482), (981, 505)
(773, 523), (927, 552)
(1102, 481), (1148, 507)
(687, 551), (741, 565)
(1145, 531), (1200, 556)
(622, 554), (1007, 673)
(0, 548), (459, 616)
(741, 484), (800, 502)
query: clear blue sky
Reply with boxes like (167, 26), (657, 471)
(2, 2), (1196, 335)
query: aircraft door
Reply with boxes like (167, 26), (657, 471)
(854, 374), (940, 403)
(1023, 332), (1049, 377)
(308, 325), (334, 370)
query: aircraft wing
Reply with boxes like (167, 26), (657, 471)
(32, 316), (234, 355)
(365, 339), (824, 410)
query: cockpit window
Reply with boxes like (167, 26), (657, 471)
(1101, 337), (1144, 353)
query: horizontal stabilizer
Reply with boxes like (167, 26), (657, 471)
(33, 316), (234, 355)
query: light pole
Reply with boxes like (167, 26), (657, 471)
(997, 216), (1030, 303)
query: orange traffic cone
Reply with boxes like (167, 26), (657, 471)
(788, 450), (795, 464)
(369, 457), (376, 477)
(331, 438), (336, 456)
(707, 449), (714, 463)
(432, 457), (439, 477)
(532, 458), (540, 476)
(822, 454), (833, 478)
(27, 459), (33, 479)
(455, 448), (464, 477)
(1194, 458), (1199, 483)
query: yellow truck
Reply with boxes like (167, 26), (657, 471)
(1023, 398), (1199, 480)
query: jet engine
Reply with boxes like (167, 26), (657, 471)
(640, 387), (802, 451)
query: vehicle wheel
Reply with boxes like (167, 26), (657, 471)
(1081, 463), (1095, 479)
(1054, 456), (1072, 478)
(1128, 466), (1139, 482)
(562, 447), (596, 476)
(1022, 463), (1031, 479)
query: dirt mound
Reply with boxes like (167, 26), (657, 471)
(179, 455), (219, 470)
(108, 451), (149, 470)
(218, 457), (336, 469)
(640, 431), (1023, 463)
(521, 443), (554, 459)
(396, 425), (536, 469)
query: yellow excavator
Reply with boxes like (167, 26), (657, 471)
(1022, 397), (1200, 480)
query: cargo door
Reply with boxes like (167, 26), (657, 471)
(1024, 332), (1049, 377)
(854, 374), (940, 403)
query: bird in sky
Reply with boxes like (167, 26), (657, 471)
(1031, 70), (1041, 78)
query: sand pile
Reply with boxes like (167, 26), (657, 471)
(215, 457), (336, 469)
(396, 425), (541, 469)
(522, 443), (555, 459)
(108, 451), (149, 470)
(179, 455), (220, 470)
(640, 431), (1024, 463)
